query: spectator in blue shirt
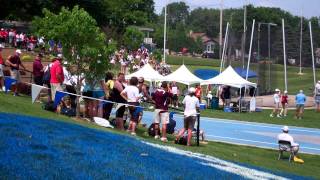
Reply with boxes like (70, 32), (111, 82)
(295, 90), (306, 119)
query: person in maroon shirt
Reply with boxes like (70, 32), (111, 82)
(152, 82), (173, 142)
(32, 53), (44, 85)
(6, 49), (26, 96)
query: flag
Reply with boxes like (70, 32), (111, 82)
(32, 84), (44, 103)
(54, 91), (67, 108)
(4, 76), (17, 93)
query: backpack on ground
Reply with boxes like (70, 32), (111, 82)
(166, 119), (176, 134)
(148, 123), (161, 137)
(42, 101), (56, 112)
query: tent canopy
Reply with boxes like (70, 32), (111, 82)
(194, 69), (219, 80)
(201, 66), (257, 88)
(162, 64), (203, 85)
(125, 63), (164, 81)
(234, 67), (258, 78)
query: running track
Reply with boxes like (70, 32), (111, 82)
(140, 111), (320, 155)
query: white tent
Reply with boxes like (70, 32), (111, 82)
(201, 66), (257, 88)
(125, 63), (164, 81)
(163, 64), (203, 85)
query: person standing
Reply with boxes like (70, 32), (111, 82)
(121, 76), (140, 136)
(195, 84), (202, 101)
(175, 87), (200, 146)
(6, 49), (26, 96)
(103, 72), (114, 120)
(280, 90), (288, 117)
(295, 90), (306, 119)
(314, 81), (320, 112)
(277, 126), (304, 163)
(270, 89), (281, 118)
(0, 44), (5, 91)
(50, 56), (64, 101)
(32, 54), (44, 85)
(171, 81), (179, 108)
(113, 73), (126, 130)
(152, 82), (173, 142)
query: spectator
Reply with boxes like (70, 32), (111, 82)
(103, 72), (114, 120)
(0, 28), (7, 47)
(206, 91), (213, 107)
(137, 77), (151, 124)
(195, 84), (202, 101)
(171, 81), (179, 108)
(0, 44), (5, 91)
(152, 81), (173, 142)
(6, 49), (26, 96)
(277, 126), (304, 163)
(113, 73), (126, 130)
(50, 56), (64, 101)
(270, 89), (281, 118)
(280, 90), (288, 117)
(32, 54), (44, 85)
(8, 29), (15, 47)
(223, 86), (231, 107)
(121, 76), (140, 136)
(175, 87), (200, 146)
(295, 90), (306, 119)
(56, 95), (76, 117)
(314, 81), (320, 112)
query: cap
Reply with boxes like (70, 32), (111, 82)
(275, 88), (280, 92)
(208, 91), (212, 93)
(15, 49), (22, 54)
(318, 80), (320, 84)
(284, 90), (288, 94)
(57, 54), (63, 59)
(282, 126), (289, 132)
(0, 44), (3, 49)
(299, 90), (303, 93)
(188, 87), (196, 93)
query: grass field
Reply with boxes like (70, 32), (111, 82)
(0, 93), (319, 179)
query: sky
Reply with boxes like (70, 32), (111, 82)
(154, 0), (320, 18)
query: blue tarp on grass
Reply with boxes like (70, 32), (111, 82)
(0, 113), (310, 179)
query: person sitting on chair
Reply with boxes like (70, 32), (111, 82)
(277, 126), (304, 163)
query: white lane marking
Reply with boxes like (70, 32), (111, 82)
(143, 141), (290, 180)
(206, 135), (320, 152)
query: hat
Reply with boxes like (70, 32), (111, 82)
(318, 80), (320, 84)
(284, 90), (288, 94)
(282, 126), (289, 132)
(188, 87), (196, 93)
(57, 54), (63, 59)
(15, 49), (22, 54)
(63, 95), (71, 100)
(275, 88), (280, 92)
(0, 44), (3, 48)
(208, 91), (212, 93)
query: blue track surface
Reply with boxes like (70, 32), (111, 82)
(0, 113), (309, 179)
(140, 111), (320, 155)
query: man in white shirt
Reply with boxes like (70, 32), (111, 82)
(270, 88), (281, 118)
(175, 87), (200, 146)
(277, 126), (304, 163)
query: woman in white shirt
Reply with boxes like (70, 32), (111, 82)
(121, 76), (140, 135)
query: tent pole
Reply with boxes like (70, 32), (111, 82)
(220, 22), (229, 73)
(246, 19), (255, 80)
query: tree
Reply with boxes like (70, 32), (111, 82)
(32, 6), (116, 118)
(123, 27), (144, 50)
(161, 2), (189, 29)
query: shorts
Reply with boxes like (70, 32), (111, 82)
(0, 64), (3, 77)
(184, 116), (196, 130)
(10, 69), (21, 83)
(92, 90), (105, 98)
(172, 94), (178, 101)
(115, 104), (126, 118)
(296, 104), (304, 110)
(154, 109), (169, 125)
(128, 102), (140, 122)
(315, 95), (320, 104)
(50, 83), (63, 101)
(274, 102), (280, 109)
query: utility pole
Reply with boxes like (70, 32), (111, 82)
(163, 0), (167, 63)
(219, 0), (224, 59)
(299, 14), (303, 75)
(241, 2), (247, 69)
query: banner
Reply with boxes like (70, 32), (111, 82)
(54, 91), (67, 108)
(32, 84), (44, 103)
(4, 76), (17, 93)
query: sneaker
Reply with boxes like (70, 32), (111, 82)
(293, 156), (304, 164)
(160, 137), (168, 142)
(154, 135), (160, 139)
(175, 106), (179, 108)
(277, 114), (281, 118)
(269, 114), (274, 117)
(131, 132), (136, 136)
(2, 87), (5, 91)
(13, 93), (20, 96)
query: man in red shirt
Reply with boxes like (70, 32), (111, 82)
(32, 54), (44, 85)
(195, 84), (202, 101)
(6, 49), (26, 96)
(152, 82), (173, 142)
(50, 56), (64, 101)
